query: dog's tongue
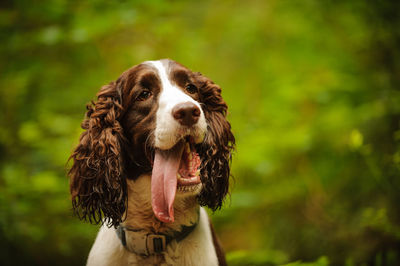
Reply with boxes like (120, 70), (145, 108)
(151, 141), (184, 223)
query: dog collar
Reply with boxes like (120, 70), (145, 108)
(115, 215), (199, 256)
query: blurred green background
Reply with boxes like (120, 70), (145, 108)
(1, 0), (400, 265)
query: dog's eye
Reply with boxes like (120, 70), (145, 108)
(137, 89), (152, 101)
(185, 84), (198, 94)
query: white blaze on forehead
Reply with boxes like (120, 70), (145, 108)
(146, 60), (207, 150)
(146, 60), (172, 96)
(147, 60), (198, 110)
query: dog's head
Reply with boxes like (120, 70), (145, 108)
(69, 59), (235, 226)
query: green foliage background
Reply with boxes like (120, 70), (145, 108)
(1, 0), (400, 265)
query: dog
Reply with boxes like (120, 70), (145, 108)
(69, 59), (235, 265)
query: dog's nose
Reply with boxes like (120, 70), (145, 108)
(172, 102), (200, 127)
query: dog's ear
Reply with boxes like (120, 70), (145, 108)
(196, 77), (235, 211)
(69, 81), (127, 227)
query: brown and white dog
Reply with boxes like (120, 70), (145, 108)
(69, 59), (234, 265)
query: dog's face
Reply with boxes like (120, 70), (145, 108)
(69, 59), (234, 226)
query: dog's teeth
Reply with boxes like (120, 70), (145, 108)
(195, 170), (200, 177)
(186, 142), (190, 153)
(188, 152), (193, 161)
(177, 183), (200, 193)
(177, 173), (182, 179)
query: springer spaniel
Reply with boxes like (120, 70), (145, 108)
(69, 59), (234, 266)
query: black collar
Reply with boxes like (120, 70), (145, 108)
(116, 214), (199, 256)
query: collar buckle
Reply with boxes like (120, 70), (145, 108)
(147, 234), (166, 254)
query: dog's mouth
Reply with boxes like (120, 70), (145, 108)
(151, 136), (202, 223)
(177, 138), (201, 186)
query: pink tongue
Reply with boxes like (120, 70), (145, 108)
(151, 142), (184, 223)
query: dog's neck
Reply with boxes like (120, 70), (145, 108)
(123, 174), (200, 234)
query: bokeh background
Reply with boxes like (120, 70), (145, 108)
(1, 0), (400, 265)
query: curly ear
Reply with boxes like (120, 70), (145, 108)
(68, 81), (127, 227)
(197, 78), (235, 211)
